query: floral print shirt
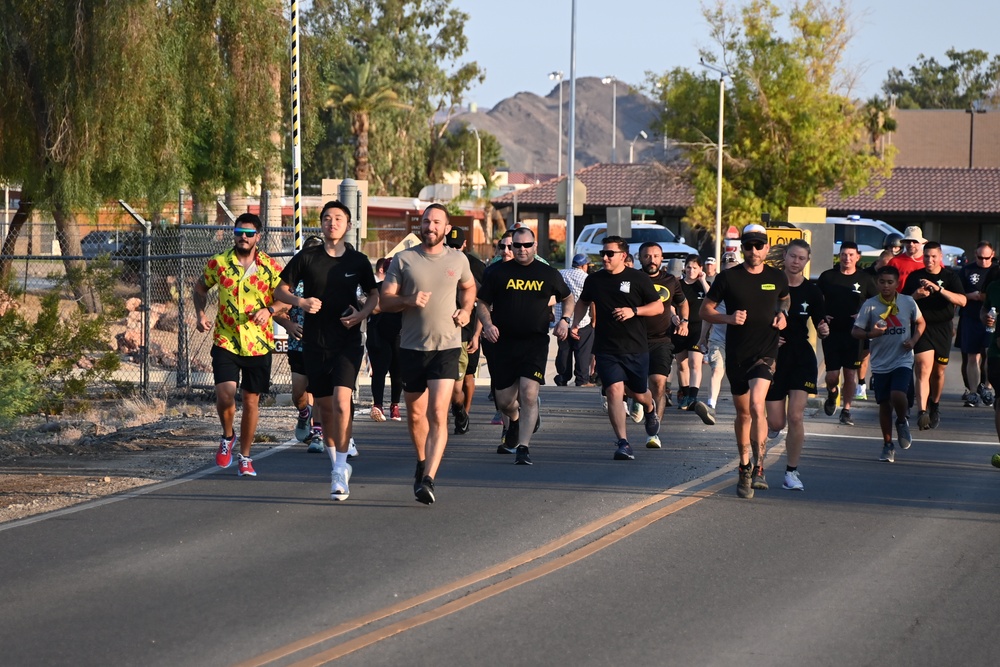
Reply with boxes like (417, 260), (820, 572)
(203, 247), (283, 356)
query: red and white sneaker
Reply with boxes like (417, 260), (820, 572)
(216, 434), (236, 468)
(237, 455), (257, 477)
(389, 404), (401, 421)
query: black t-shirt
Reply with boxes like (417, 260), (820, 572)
(705, 264), (790, 364)
(461, 252), (488, 342)
(902, 267), (964, 325)
(817, 268), (877, 332)
(645, 271), (685, 340)
(679, 278), (708, 325)
(782, 279), (826, 354)
(478, 259), (570, 339)
(279, 245), (377, 350)
(960, 263), (991, 321)
(580, 267), (660, 355)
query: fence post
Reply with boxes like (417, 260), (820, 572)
(176, 189), (189, 389)
(118, 200), (152, 397)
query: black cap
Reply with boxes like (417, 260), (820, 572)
(445, 227), (466, 248)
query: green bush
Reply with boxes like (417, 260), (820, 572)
(0, 359), (42, 428)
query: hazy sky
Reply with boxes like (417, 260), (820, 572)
(451, 0), (1000, 108)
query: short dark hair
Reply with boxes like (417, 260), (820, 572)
(638, 241), (662, 254)
(422, 202), (450, 221)
(840, 241), (859, 253)
(876, 264), (900, 280)
(685, 254), (701, 266)
(512, 226), (535, 241)
(235, 212), (262, 231)
(923, 241), (942, 252)
(602, 235), (628, 253)
(786, 238), (811, 254)
(320, 200), (352, 223)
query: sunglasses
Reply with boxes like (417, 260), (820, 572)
(497, 244), (513, 251)
(511, 241), (535, 249)
(978, 255), (993, 260)
(234, 228), (258, 238)
(903, 240), (920, 244)
(742, 241), (765, 251)
(599, 250), (624, 258)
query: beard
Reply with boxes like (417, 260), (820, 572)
(234, 242), (253, 257)
(643, 262), (660, 275)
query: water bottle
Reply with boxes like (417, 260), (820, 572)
(988, 307), (997, 334)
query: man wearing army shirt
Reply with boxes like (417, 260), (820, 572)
(702, 224), (790, 499)
(902, 241), (966, 431)
(477, 227), (573, 465)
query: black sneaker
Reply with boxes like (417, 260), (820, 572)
(737, 464), (754, 499)
(415, 475), (435, 504)
(693, 401), (716, 425)
(824, 387), (839, 416)
(613, 439), (635, 460)
(452, 403), (470, 435)
(663, 389), (673, 408)
(839, 408), (854, 426)
(751, 465), (769, 490)
(413, 461), (425, 496)
(497, 419), (518, 454)
(928, 402), (940, 429)
(644, 400), (660, 436)
(514, 445), (532, 465)
(917, 410), (931, 430)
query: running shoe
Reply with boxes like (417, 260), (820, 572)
(879, 442), (895, 462)
(613, 439), (635, 461)
(628, 399), (644, 423)
(767, 428), (785, 445)
(452, 403), (470, 434)
(782, 470), (804, 491)
(694, 402), (716, 425)
(216, 434), (236, 468)
(679, 395), (695, 411)
(414, 461), (425, 496)
(490, 410), (503, 425)
(962, 388), (972, 402)
(295, 405), (313, 442)
(389, 404), (402, 421)
(514, 445), (532, 465)
(307, 425), (324, 453)
(497, 427), (513, 454)
(347, 438), (359, 458)
(502, 419), (519, 453)
(984, 389), (996, 407)
(928, 403), (940, 429)
(751, 465), (768, 490)
(370, 405), (386, 422)
(645, 434), (662, 449)
(415, 475), (435, 504)
(644, 400), (659, 436)
(330, 462), (352, 501)
(917, 410), (930, 431)
(839, 409), (854, 426)
(824, 387), (839, 416)
(737, 465), (754, 499)
(896, 419), (912, 450)
(601, 396), (608, 413)
(663, 389), (673, 408)
(855, 384), (868, 401)
(965, 393), (981, 407)
(237, 454), (256, 477)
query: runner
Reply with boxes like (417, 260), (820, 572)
(958, 242), (995, 408)
(380, 204), (476, 504)
(701, 224), (790, 499)
(477, 227), (573, 464)
(444, 227), (486, 435)
(764, 239), (829, 491)
(274, 200), (379, 501)
(675, 255), (710, 413)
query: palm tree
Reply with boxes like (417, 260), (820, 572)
(324, 61), (410, 182)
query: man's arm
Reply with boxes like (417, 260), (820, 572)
(553, 293), (575, 341)
(194, 277), (212, 332)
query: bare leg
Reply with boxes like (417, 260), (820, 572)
(605, 381), (628, 441)
(784, 390), (808, 467)
(238, 389), (260, 457)
(422, 378), (457, 480)
(913, 351), (934, 412)
(215, 381), (238, 438)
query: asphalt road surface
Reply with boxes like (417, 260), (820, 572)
(3, 378), (1000, 666)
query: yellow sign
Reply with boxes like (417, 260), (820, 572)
(766, 227), (804, 248)
(787, 206), (826, 224)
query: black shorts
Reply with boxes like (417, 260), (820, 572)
(287, 350), (306, 376)
(648, 340), (674, 377)
(766, 346), (818, 400)
(490, 335), (549, 390)
(960, 317), (990, 354)
(914, 321), (952, 364)
(304, 346), (364, 398)
(399, 348), (461, 394)
(211, 346), (272, 395)
(465, 345), (481, 377)
(822, 330), (862, 371)
(672, 322), (704, 354)
(871, 366), (913, 404)
(726, 355), (776, 396)
(595, 352), (650, 395)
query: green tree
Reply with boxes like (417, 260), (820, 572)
(440, 122), (506, 200)
(652, 0), (890, 232)
(883, 49), (1000, 109)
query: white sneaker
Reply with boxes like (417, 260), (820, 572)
(645, 434), (662, 449)
(601, 396), (608, 413)
(628, 399), (645, 423)
(782, 470), (804, 491)
(331, 462), (352, 501)
(347, 438), (359, 458)
(855, 384), (868, 401)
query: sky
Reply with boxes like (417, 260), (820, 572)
(451, 0), (1000, 109)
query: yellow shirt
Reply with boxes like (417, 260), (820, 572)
(203, 247), (284, 356)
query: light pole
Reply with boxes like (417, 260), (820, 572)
(469, 124), (482, 198)
(966, 103), (986, 169)
(602, 76), (617, 163)
(549, 71), (564, 178)
(629, 130), (648, 163)
(700, 58), (730, 262)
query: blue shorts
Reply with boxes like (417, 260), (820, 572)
(595, 352), (650, 395)
(960, 317), (990, 354)
(871, 366), (913, 404)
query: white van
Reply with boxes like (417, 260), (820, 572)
(829, 215), (965, 268)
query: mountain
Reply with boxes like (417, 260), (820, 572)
(450, 76), (667, 174)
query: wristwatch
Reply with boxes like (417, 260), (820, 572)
(680, 318), (689, 323)
(631, 306), (638, 317)
(561, 316), (572, 324)
(267, 306), (275, 314)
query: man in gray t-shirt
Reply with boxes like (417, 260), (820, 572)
(381, 204), (476, 504)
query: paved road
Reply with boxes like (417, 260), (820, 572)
(3, 374), (1000, 666)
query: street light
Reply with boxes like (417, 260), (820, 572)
(468, 124), (482, 198)
(629, 130), (648, 164)
(602, 76), (617, 163)
(549, 71), (564, 178)
(700, 58), (730, 262)
(966, 103), (986, 169)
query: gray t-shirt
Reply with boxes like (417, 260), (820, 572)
(855, 294), (922, 374)
(384, 245), (473, 352)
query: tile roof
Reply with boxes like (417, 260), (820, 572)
(492, 163), (694, 208)
(825, 167), (1000, 215)
(505, 171), (558, 185)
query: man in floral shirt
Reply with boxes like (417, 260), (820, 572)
(194, 212), (285, 477)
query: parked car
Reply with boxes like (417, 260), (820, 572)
(829, 215), (966, 268)
(79, 230), (140, 259)
(573, 222), (698, 264)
